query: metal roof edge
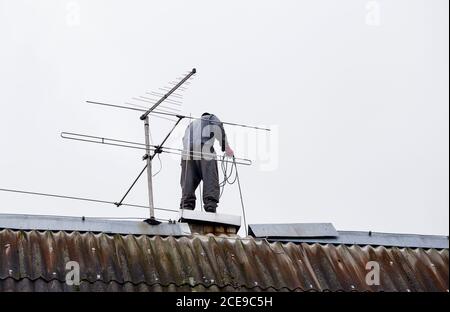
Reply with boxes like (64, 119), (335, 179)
(0, 213), (191, 237)
(248, 223), (338, 238)
(261, 230), (449, 249)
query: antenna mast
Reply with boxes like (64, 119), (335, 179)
(143, 116), (155, 223)
(134, 68), (196, 225)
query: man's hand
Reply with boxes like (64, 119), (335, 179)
(225, 146), (234, 157)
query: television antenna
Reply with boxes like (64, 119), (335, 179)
(65, 68), (270, 226)
(1, 68), (271, 229)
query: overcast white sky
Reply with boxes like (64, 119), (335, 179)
(0, 0), (448, 235)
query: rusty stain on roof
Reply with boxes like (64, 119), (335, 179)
(0, 229), (448, 292)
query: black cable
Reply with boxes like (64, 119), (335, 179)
(219, 156), (228, 198)
(153, 154), (163, 177)
(224, 158), (237, 184)
(219, 154), (238, 199)
(0, 187), (178, 213)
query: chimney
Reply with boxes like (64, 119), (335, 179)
(179, 210), (241, 236)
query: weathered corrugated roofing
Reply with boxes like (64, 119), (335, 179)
(0, 229), (448, 292)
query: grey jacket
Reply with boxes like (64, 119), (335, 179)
(182, 114), (228, 159)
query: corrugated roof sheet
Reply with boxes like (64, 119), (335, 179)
(0, 229), (448, 292)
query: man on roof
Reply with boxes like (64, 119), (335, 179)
(180, 112), (234, 213)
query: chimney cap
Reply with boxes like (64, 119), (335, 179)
(179, 210), (241, 235)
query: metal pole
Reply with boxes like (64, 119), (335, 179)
(144, 116), (159, 225)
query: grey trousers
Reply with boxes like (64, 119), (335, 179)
(180, 159), (220, 212)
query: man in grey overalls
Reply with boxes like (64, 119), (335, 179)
(180, 113), (234, 213)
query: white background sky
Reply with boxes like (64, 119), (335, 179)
(0, 0), (448, 235)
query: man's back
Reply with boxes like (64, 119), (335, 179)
(182, 113), (227, 159)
